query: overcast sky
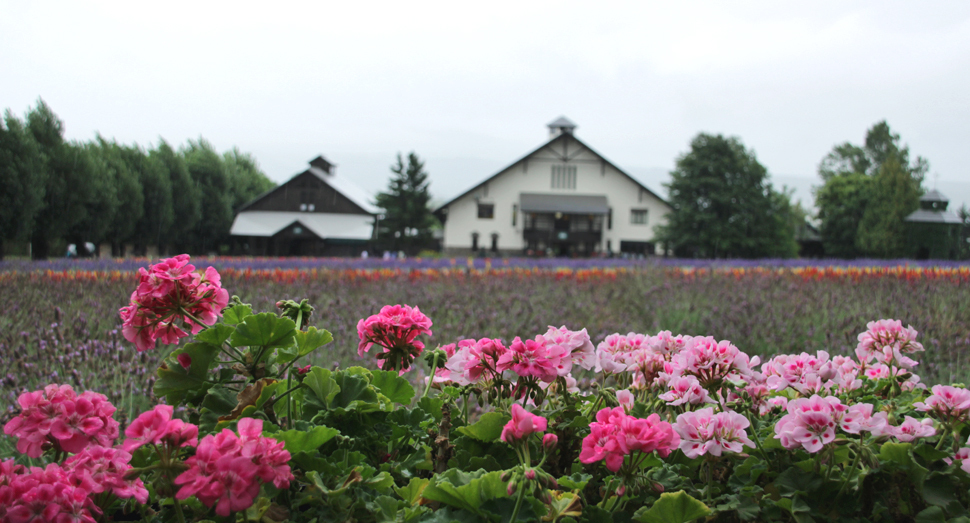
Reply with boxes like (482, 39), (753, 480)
(3, 1), (969, 211)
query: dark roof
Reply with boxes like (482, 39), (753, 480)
(435, 132), (669, 212)
(237, 158), (379, 215)
(520, 193), (609, 214)
(547, 116), (577, 129)
(921, 189), (949, 203)
(905, 208), (963, 224)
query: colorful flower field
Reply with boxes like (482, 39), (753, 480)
(1, 256), (970, 521)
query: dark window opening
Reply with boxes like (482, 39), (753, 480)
(478, 202), (494, 219)
(607, 208), (613, 230)
(471, 232), (479, 251)
(512, 204), (517, 226)
(490, 233), (498, 252)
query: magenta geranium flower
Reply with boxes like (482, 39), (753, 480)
(580, 407), (679, 472)
(357, 304), (433, 373)
(500, 404), (548, 444)
(119, 255), (229, 352)
(3, 385), (118, 458)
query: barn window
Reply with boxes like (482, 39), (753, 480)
(631, 209), (648, 225)
(478, 202), (494, 219)
(550, 165), (577, 189)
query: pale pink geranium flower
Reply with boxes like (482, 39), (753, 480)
(120, 255), (229, 352)
(658, 375), (715, 406)
(542, 325), (596, 371)
(950, 447), (970, 475)
(595, 334), (635, 374)
(444, 338), (507, 385)
(892, 416), (936, 442)
(357, 304), (433, 373)
(616, 389), (635, 412)
(855, 319), (923, 369)
(666, 336), (757, 388)
(762, 351), (836, 394)
(673, 408), (755, 459)
(774, 395), (839, 453)
(914, 385), (970, 424)
(500, 404), (548, 444)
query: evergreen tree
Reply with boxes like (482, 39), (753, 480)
(814, 173), (871, 258)
(375, 152), (437, 254)
(127, 144), (174, 253)
(0, 110), (46, 258)
(182, 138), (232, 254)
(654, 133), (797, 258)
(223, 147), (275, 212)
(151, 140), (201, 254)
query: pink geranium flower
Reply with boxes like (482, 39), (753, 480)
(500, 404), (548, 444)
(63, 445), (149, 504)
(580, 407), (679, 472)
(444, 337), (507, 385)
(892, 416), (936, 442)
(119, 255), (229, 352)
(175, 417), (292, 517)
(496, 336), (566, 383)
(658, 375), (715, 406)
(542, 326), (596, 371)
(122, 404), (199, 452)
(3, 385), (118, 458)
(357, 304), (433, 373)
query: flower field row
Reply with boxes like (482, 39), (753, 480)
(2, 255), (970, 522)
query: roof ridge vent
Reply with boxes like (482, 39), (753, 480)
(547, 116), (577, 139)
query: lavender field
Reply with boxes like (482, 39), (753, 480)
(2, 258), (969, 437)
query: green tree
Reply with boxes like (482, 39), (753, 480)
(182, 138), (232, 254)
(151, 140), (201, 253)
(654, 133), (797, 258)
(126, 144), (174, 253)
(814, 121), (927, 258)
(25, 100), (98, 259)
(223, 147), (275, 212)
(0, 110), (46, 258)
(374, 152), (437, 254)
(86, 136), (144, 254)
(814, 173), (871, 258)
(856, 154), (921, 257)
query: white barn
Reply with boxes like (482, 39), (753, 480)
(436, 118), (671, 257)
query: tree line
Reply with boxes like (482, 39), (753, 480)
(655, 121), (969, 259)
(0, 100), (275, 259)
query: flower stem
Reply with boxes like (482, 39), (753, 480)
(172, 496), (186, 523)
(509, 482), (527, 522)
(422, 351), (440, 399)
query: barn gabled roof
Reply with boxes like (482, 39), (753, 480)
(434, 131), (669, 212)
(238, 156), (380, 215)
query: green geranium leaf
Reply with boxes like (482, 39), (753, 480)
(194, 324), (235, 348)
(456, 411), (510, 442)
(230, 313), (296, 349)
(557, 472), (591, 491)
(270, 425), (340, 454)
(366, 471), (396, 491)
(923, 473), (960, 507)
(279, 327), (334, 364)
(774, 466), (822, 497)
(422, 469), (508, 514)
(371, 369), (416, 405)
(880, 441), (914, 468)
(303, 367), (340, 407)
(915, 506), (946, 523)
(396, 477), (430, 506)
(636, 490), (711, 523)
(332, 371), (378, 409)
(154, 342), (220, 403)
(222, 304), (253, 325)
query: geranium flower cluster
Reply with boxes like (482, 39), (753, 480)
(357, 304), (433, 373)
(119, 254), (229, 352)
(855, 319), (924, 370)
(596, 331), (689, 382)
(580, 407), (679, 472)
(774, 395), (888, 453)
(122, 404), (199, 452)
(662, 336), (759, 389)
(0, 461), (99, 523)
(63, 445), (149, 503)
(673, 408), (755, 459)
(501, 404), (548, 444)
(441, 326), (594, 387)
(914, 385), (970, 424)
(3, 384), (119, 457)
(175, 418), (293, 517)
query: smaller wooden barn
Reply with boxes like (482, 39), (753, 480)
(905, 189), (963, 260)
(230, 156), (379, 256)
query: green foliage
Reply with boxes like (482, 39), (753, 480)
(815, 120), (928, 258)
(223, 147), (275, 212)
(375, 152), (438, 255)
(0, 109), (46, 256)
(654, 133), (798, 258)
(182, 138), (233, 253)
(635, 491), (711, 523)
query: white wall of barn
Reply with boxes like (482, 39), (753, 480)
(441, 138), (670, 253)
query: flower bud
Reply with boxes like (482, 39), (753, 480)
(615, 485), (626, 497)
(543, 433), (558, 452)
(652, 482), (664, 493)
(177, 353), (192, 370)
(525, 469), (536, 481)
(297, 364), (311, 375)
(507, 481), (517, 496)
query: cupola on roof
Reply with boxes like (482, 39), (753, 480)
(547, 116), (577, 138)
